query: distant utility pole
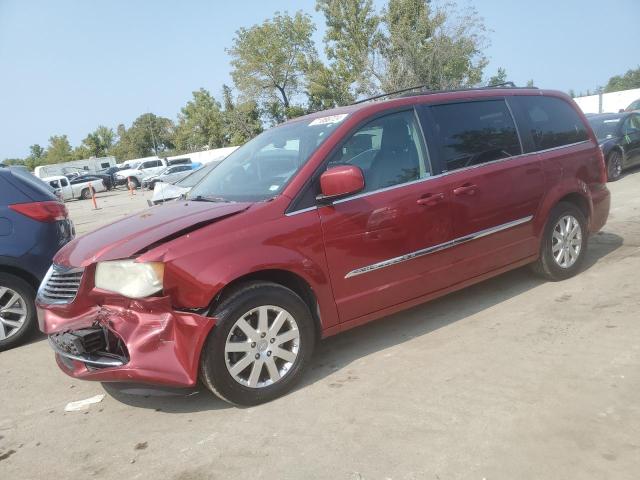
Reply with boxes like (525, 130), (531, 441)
(146, 111), (159, 155)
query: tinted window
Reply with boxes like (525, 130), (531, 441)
(329, 110), (429, 193)
(100, 162), (110, 168)
(518, 96), (588, 150)
(623, 114), (640, 134)
(588, 116), (622, 140)
(430, 100), (521, 172)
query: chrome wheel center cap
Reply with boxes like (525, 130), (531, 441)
(257, 340), (269, 352)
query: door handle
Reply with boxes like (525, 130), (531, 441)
(417, 192), (445, 206)
(453, 183), (478, 196)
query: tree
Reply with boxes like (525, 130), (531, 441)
(222, 85), (263, 145)
(526, 79), (535, 88)
(45, 135), (73, 164)
(487, 67), (507, 86)
(377, 0), (488, 92)
(29, 144), (45, 161)
(111, 114), (175, 160)
(228, 11), (317, 122)
(174, 88), (226, 152)
(314, 0), (381, 104)
(81, 126), (115, 158)
(2, 158), (25, 166)
(604, 67), (640, 93)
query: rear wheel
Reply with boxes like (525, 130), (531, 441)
(200, 281), (315, 406)
(531, 202), (588, 281)
(606, 150), (622, 181)
(81, 188), (91, 200)
(0, 273), (36, 351)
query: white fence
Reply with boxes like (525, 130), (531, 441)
(573, 88), (640, 114)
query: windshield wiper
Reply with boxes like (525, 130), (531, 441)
(191, 195), (232, 203)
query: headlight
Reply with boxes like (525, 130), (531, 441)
(95, 260), (164, 298)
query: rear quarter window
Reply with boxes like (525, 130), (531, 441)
(516, 96), (589, 151)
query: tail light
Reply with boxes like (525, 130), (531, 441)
(596, 147), (607, 184)
(10, 201), (68, 222)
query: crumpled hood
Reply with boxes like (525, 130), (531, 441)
(55, 201), (251, 267)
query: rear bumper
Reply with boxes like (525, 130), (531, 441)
(38, 297), (216, 387)
(590, 184), (611, 233)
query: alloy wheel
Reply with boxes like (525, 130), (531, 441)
(608, 152), (622, 180)
(0, 287), (28, 340)
(224, 305), (300, 388)
(551, 214), (582, 269)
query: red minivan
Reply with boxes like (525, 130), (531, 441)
(37, 87), (610, 406)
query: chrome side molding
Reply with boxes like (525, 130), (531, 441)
(345, 215), (533, 278)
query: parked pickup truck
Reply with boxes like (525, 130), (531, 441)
(115, 159), (166, 187)
(43, 175), (106, 201)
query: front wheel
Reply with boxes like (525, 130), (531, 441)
(531, 202), (588, 281)
(200, 281), (316, 406)
(606, 150), (622, 181)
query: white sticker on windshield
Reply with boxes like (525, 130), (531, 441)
(604, 119), (620, 123)
(309, 113), (348, 126)
(269, 185), (279, 191)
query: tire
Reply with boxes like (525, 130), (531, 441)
(531, 202), (588, 281)
(0, 273), (37, 351)
(200, 281), (316, 406)
(606, 150), (622, 182)
(130, 178), (140, 188)
(80, 188), (91, 200)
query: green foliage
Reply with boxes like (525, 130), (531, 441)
(228, 11), (317, 122)
(604, 66), (640, 93)
(111, 113), (175, 160)
(487, 68), (507, 86)
(174, 89), (225, 152)
(82, 126), (115, 158)
(314, 0), (380, 103)
(2, 158), (25, 166)
(378, 0), (487, 91)
(526, 79), (535, 88)
(45, 135), (73, 164)
(222, 85), (264, 145)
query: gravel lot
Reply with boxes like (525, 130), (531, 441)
(1, 174), (639, 480)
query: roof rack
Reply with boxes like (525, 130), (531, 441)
(351, 81), (537, 105)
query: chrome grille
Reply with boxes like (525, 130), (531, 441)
(38, 265), (84, 304)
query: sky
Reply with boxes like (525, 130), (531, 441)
(1, 0), (638, 159)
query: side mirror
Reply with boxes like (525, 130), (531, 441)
(317, 165), (365, 204)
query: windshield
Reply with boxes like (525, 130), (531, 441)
(187, 114), (347, 202)
(588, 116), (621, 140)
(176, 163), (214, 187)
(124, 162), (140, 170)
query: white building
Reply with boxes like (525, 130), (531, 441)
(573, 88), (640, 114)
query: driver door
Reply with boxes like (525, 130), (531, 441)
(319, 109), (454, 322)
(622, 114), (640, 167)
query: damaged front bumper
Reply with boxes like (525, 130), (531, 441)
(38, 296), (217, 387)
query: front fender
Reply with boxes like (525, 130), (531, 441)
(138, 206), (340, 331)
